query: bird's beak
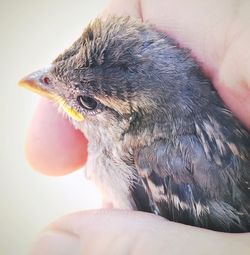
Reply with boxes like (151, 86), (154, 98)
(18, 67), (85, 121)
(18, 67), (55, 99)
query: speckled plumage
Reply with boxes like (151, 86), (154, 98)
(38, 17), (250, 232)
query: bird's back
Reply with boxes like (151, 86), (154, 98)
(130, 50), (250, 232)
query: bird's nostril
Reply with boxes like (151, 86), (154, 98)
(43, 76), (50, 85)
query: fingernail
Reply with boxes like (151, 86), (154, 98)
(31, 230), (80, 255)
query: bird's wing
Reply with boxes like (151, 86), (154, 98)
(134, 134), (250, 231)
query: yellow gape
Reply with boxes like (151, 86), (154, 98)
(55, 97), (85, 121)
(19, 79), (85, 122)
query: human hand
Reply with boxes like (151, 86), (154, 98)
(31, 210), (250, 255)
(27, 0), (250, 254)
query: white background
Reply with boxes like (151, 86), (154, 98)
(0, 1), (110, 254)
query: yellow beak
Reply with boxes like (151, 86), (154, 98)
(19, 78), (55, 100)
(18, 69), (85, 122)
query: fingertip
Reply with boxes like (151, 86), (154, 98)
(215, 82), (250, 130)
(25, 99), (88, 176)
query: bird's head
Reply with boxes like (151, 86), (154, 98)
(19, 16), (184, 146)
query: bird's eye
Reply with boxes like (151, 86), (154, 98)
(77, 95), (97, 110)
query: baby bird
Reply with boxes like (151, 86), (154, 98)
(20, 16), (250, 232)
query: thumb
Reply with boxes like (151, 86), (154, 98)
(26, 99), (88, 176)
(31, 209), (250, 255)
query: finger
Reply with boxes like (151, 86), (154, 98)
(32, 210), (250, 255)
(26, 99), (88, 176)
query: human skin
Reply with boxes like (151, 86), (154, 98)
(28, 0), (250, 254)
